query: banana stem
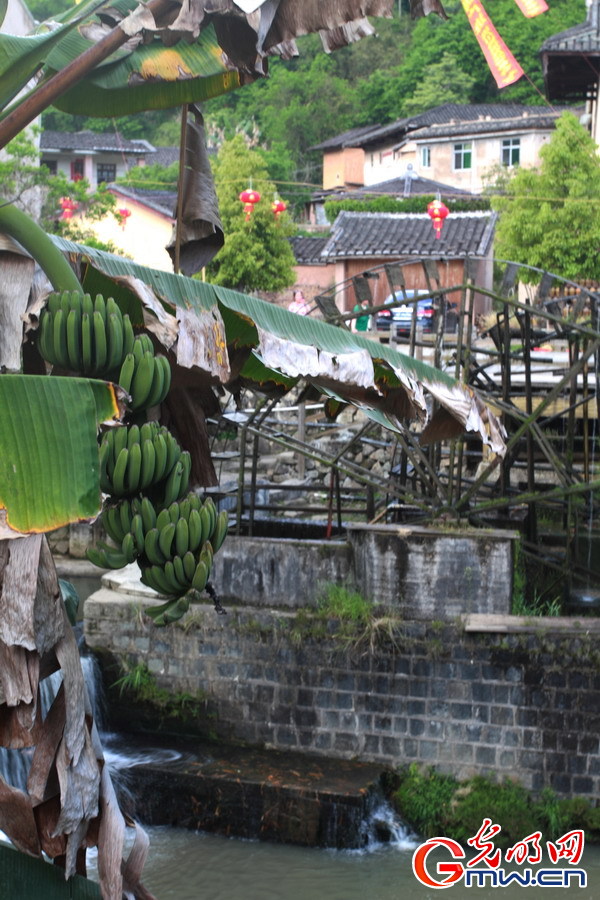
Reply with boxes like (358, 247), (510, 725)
(0, 204), (81, 292)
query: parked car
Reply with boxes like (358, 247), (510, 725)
(374, 290), (432, 335)
(375, 290), (458, 338)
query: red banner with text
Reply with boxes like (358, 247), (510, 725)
(461, 0), (524, 89)
(513, 0), (548, 17)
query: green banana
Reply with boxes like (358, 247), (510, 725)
(140, 567), (163, 594)
(179, 498), (191, 523)
(192, 559), (209, 594)
(156, 355), (172, 398)
(106, 297), (123, 324)
(164, 560), (186, 592)
(162, 461), (183, 507)
(121, 532), (137, 564)
(140, 422), (156, 444)
(149, 564), (177, 597)
(94, 294), (106, 323)
(152, 433), (168, 483)
(118, 353), (135, 394)
(145, 357), (165, 409)
(60, 291), (71, 318)
(200, 540), (213, 572)
(189, 493), (201, 512)
(168, 502), (180, 525)
(144, 528), (165, 566)
(164, 433), (181, 478)
(47, 291), (61, 315)
(37, 309), (54, 364)
(131, 513), (145, 554)
(82, 293), (94, 319)
(86, 542), (128, 570)
(66, 307), (81, 371)
(126, 424), (140, 450)
(140, 496), (157, 534)
(107, 312), (124, 373)
(101, 507), (123, 545)
(52, 308), (70, 368)
(175, 517), (189, 558)
(138, 334), (154, 355)
(158, 521), (176, 559)
(204, 498), (216, 540)
(99, 439), (111, 493)
(172, 555), (187, 589)
(156, 508), (171, 533)
(182, 551), (196, 583)
(81, 312), (93, 373)
(122, 314), (135, 357)
(126, 441), (142, 494)
(188, 508), (202, 552)
(199, 505), (211, 547)
(131, 351), (155, 411)
(179, 451), (191, 498)
(139, 439), (156, 491)
(114, 425), (129, 458)
(93, 310), (108, 373)
(132, 336), (145, 364)
(145, 595), (190, 626)
(212, 510), (229, 553)
(118, 499), (133, 536)
(112, 446), (129, 496)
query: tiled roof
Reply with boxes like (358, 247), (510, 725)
(110, 185), (176, 218)
(310, 104), (565, 154)
(312, 174), (473, 202)
(150, 146), (180, 167)
(409, 110), (566, 141)
(541, 1), (600, 54)
(320, 211), (496, 260)
(309, 125), (383, 152)
(289, 236), (330, 265)
(40, 130), (154, 154)
(541, 2), (600, 101)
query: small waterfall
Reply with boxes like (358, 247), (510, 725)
(359, 800), (418, 852)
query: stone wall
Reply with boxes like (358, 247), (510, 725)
(85, 588), (600, 799)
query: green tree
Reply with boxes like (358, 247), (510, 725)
(206, 135), (296, 293)
(492, 112), (600, 282)
(403, 52), (475, 115)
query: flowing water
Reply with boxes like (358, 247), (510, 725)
(1, 582), (600, 900)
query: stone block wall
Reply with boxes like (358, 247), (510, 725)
(85, 589), (600, 799)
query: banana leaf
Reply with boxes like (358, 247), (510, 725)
(50, 236), (506, 457)
(0, 375), (120, 537)
(0, 19), (85, 111)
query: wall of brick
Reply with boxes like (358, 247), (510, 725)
(85, 589), (600, 799)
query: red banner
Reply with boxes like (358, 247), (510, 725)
(513, 0), (548, 17)
(461, 0), (524, 89)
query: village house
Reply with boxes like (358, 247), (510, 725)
(39, 130), (155, 191)
(310, 102), (578, 196)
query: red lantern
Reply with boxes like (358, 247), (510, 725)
(272, 198), (287, 219)
(59, 197), (78, 220)
(118, 207), (131, 230)
(239, 188), (261, 221)
(427, 198), (449, 240)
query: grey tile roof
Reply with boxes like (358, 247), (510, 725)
(312, 174), (473, 202)
(409, 111), (566, 141)
(150, 146), (180, 167)
(110, 185), (176, 218)
(309, 125), (384, 152)
(320, 211), (496, 260)
(541, 2), (600, 101)
(289, 236), (330, 264)
(347, 104), (554, 149)
(40, 130), (154, 154)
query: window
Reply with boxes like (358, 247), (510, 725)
(41, 158), (57, 175)
(453, 142), (472, 170)
(97, 163), (116, 184)
(421, 146), (431, 168)
(70, 158), (84, 181)
(502, 138), (520, 167)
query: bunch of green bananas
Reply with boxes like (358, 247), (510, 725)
(99, 422), (191, 500)
(87, 492), (229, 625)
(117, 334), (171, 412)
(38, 291), (134, 376)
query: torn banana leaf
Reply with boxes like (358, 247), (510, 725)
(0, 375), (120, 537)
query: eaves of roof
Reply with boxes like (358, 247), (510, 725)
(109, 184), (175, 219)
(319, 210), (497, 261)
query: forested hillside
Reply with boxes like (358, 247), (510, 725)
(37, 0), (586, 193)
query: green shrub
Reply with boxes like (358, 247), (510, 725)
(448, 776), (540, 849)
(393, 763), (457, 838)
